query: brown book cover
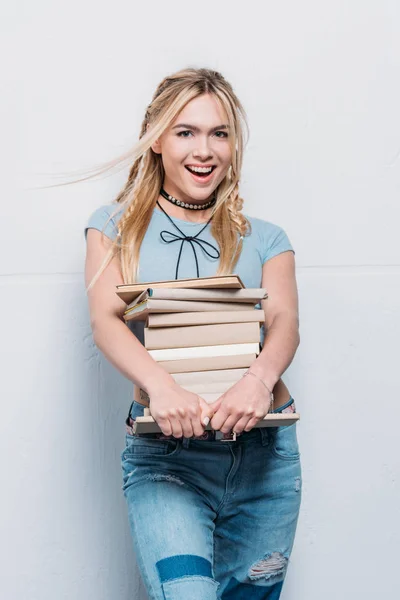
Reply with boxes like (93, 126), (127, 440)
(123, 299), (253, 322)
(158, 353), (257, 374)
(144, 322), (261, 350)
(116, 274), (245, 304)
(147, 309), (265, 328)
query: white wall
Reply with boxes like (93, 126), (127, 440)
(3, 1), (399, 598)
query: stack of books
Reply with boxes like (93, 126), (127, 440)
(116, 275), (299, 432)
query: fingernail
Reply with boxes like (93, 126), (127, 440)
(202, 417), (210, 426)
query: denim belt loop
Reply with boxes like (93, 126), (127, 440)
(182, 437), (191, 449)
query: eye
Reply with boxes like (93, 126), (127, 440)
(177, 130), (193, 138)
(215, 131), (229, 138)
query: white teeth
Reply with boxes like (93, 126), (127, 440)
(187, 166), (213, 174)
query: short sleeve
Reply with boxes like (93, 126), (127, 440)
(84, 204), (122, 242)
(261, 224), (295, 264)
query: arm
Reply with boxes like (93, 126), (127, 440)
(85, 228), (175, 394)
(85, 229), (213, 437)
(209, 250), (300, 434)
(246, 250), (300, 391)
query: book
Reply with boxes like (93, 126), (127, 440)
(197, 393), (226, 403)
(147, 309), (265, 328)
(123, 299), (254, 322)
(148, 342), (260, 362)
(129, 287), (267, 306)
(158, 354), (257, 374)
(116, 274), (245, 304)
(178, 380), (240, 394)
(132, 412), (300, 434)
(171, 368), (248, 385)
(144, 322), (261, 350)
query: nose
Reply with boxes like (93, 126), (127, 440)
(193, 136), (213, 160)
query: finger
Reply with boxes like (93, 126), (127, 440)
(176, 406), (195, 438)
(218, 414), (242, 434)
(232, 416), (253, 435)
(210, 406), (231, 432)
(190, 400), (208, 437)
(206, 395), (223, 414)
(198, 397), (215, 427)
(243, 416), (261, 432)
(191, 414), (206, 437)
(156, 417), (173, 437)
(169, 417), (184, 438)
(180, 416), (194, 438)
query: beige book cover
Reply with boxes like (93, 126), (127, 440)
(198, 393), (224, 403)
(158, 353), (257, 374)
(116, 274), (245, 304)
(180, 381), (239, 394)
(123, 299), (253, 322)
(147, 310), (265, 328)
(148, 342), (260, 362)
(172, 368), (247, 385)
(144, 322), (261, 350)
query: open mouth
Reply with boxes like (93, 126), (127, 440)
(185, 165), (217, 180)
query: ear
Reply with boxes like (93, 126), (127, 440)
(151, 138), (162, 154)
(147, 124), (162, 154)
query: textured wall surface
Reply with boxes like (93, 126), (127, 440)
(3, 1), (399, 598)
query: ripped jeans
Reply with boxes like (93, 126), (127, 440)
(121, 397), (302, 599)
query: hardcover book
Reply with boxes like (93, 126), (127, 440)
(143, 322), (261, 350)
(148, 342), (261, 362)
(123, 299), (254, 322)
(116, 274), (245, 304)
(147, 309), (265, 328)
(157, 354), (257, 374)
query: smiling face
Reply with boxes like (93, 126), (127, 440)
(151, 93), (232, 204)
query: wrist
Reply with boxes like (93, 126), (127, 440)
(142, 369), (176, 396)
(246, 366), (278, 392)
(243, 369), (275, 408)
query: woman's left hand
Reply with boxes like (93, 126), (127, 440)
(208, 373), (273, 435)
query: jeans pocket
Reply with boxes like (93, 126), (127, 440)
(270, 422), (300, 460)
(123, 434), (182, 459)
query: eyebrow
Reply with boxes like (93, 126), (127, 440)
(172, 123), (230, 133)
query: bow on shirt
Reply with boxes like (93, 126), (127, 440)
(156, 201), (220, 280)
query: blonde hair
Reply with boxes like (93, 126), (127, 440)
(84, 68), (252, 291)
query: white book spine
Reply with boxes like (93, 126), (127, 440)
(148, 342), (260, 362)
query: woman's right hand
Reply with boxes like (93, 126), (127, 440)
(146, 379), (214, 438)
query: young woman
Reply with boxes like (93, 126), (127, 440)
(84, 68), (301, 599)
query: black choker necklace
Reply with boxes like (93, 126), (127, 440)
(160, 187), (216, 211)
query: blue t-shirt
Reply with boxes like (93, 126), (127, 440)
(84, 203), (294, 346)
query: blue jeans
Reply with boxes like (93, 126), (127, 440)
(121, 398), (302, 599)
